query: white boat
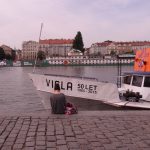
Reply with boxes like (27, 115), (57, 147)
(13, 61), (21, 67)
(119, 48), (150, 102)
(29, 71), (150, 109)
(0, 61), (6, 67)
(29, 73), (120, 105)
(46, 56), (134, 66)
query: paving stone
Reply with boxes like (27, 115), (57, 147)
(56, 130), (64, 135)
(26, 136), (35, 142)
(77, 138), (88, 144)
(47, 136), (56, 142)
(35, 145), (46, 150)
(103, 144), (116, 150)
(23, 146), (35, 150)
(56, 135), (65, 140)
(36, 132), (45, 136)
(57, 139), (66, 145)
(13, 143), (24, 149)
(46, 132), (55, 136)
(65, 132), (74, 137)
(47, 148), (57, 150)
(66, 137), (77, 142)
(25, 141), (35, 147)
(15, 138), (25, 144)
(3, 141), (14, 146)
(36, 140), (46, 146)
(0, 138), (5, 144)
(57, 145), (68, 150)
(1, 146), (12, 150)
(91, 141), (102, 147)
(47, 141), (56, 147)
(36, 136), (45, 141)
(67, 142), (80, 148)
(27, 132), (36, 136)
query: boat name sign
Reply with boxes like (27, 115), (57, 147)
(46, 79), (97, 94)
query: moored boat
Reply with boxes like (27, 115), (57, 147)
(29, 48), (150, 109)
(119, 48), (150, 102)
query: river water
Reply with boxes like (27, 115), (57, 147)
(0, 66), (133, 115)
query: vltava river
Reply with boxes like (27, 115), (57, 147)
(0, 66), (133, 115)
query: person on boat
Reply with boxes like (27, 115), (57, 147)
(50, 83), (66, 114)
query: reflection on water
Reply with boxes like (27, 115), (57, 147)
(0, 66), (133, 114)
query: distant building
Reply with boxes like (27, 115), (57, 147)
(22, 39), (73, 60)
(39, 39), (73, 57)
(15, 50), (22, 61)
(89, 41), (150, 56)
(68, 49), (83, 56)
(22, 41), (38, 60)
(1, 45), (12, 55)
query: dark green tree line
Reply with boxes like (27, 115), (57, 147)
(0, 47), (5, 60)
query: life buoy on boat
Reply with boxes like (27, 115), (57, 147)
(135, 58), (146, 68)
(64, 60), (69, 65)
(134, 48), (150, 72)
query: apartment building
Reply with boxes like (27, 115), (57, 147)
(1, 45), (12, 55)
(39, 39), (73, 57)
(89, 41), (150, 56)
(22, 41), (38, 60)
(22, 39), (73, 60)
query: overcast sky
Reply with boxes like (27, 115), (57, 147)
(0, 0), (150, 49)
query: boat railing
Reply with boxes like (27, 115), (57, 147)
(44, 74), (98, 81)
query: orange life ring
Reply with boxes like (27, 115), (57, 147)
(64, 60), (68, 65)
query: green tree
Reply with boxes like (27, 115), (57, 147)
(0, 47), (5, 60)
(5, 54), (12, 60)
(110, 50), (116, 56)
(11, 50), (16, 61)
(72, 31), (84, 53)
(37, 50), (46, 61)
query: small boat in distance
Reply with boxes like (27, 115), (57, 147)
(0, 60), (6, 67)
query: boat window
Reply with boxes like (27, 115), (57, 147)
(132, 76), (143, 87)
(144, 77), (150, 87)
(124, 76), (131, 84)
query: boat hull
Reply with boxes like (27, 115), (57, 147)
(29, 73), (150, 109)
(29, 73), (120, 103)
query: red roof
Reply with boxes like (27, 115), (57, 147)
(93, 41), (150, 47)
(39, 39), (73, 44)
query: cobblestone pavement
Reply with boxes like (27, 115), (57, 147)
(0, 111), (150, 150)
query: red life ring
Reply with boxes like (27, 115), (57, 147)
(64, 60), (68, 65)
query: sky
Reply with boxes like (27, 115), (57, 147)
(0, 0), (150, 49)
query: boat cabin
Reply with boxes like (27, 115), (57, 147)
(121, 71), (150, 101)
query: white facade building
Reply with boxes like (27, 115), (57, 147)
(22, 39), (73, 60)
(39, 39), (73, 57)
(22, 41), (38, 60)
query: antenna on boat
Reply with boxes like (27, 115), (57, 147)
(33, 23), (43, 73)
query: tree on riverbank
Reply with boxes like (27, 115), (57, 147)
(37, 50), (46, 61)
(0, 47), (5, 60)
(72, 31), (84, 53)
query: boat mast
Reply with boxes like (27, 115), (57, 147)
(33, 23), (43, 73)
